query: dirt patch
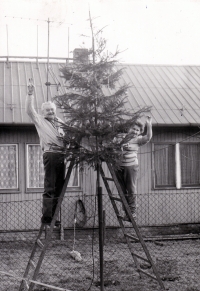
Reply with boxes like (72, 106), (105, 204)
(1, 236), (200, 291)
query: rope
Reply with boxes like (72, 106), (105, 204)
(74, 199), (87, 228)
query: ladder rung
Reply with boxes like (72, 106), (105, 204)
(29, 260), (36, 269)
(131, 252), (150, 263)
(138, 268), (157, 281)
(124, 233), (139, 242)
(103, 177), (114, 182)
(117, 215), (125, 220)
(110, 196), (122, 202)
(23, 279), (29, 289)
(37, 239), (44, 248)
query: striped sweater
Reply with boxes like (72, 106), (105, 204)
(117, 134), (148, 167)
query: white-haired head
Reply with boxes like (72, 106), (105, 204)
(41, 101), (57, 120)
(41, 101), (56, 111)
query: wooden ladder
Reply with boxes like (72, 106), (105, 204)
(18, 159), (75, 291)
(99, 162), (165, 290)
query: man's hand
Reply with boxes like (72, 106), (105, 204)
(28, 78), (34, 95)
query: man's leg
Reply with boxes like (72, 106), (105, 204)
(52, 154), (65, 218)
(42, 152), (58, 223)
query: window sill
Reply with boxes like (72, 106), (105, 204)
(0, 189), (21, 194)
(153, 186), (200, 190)
(26, 187), (82, 193)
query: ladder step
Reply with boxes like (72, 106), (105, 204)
(37, 239), (44, 248)
(117, 215), (124, 220)
(124, 233), (139, 242)
(131, 252), (150, 263)
(103, 177), (114, 182)
(138, 268), (157, 281)
(110, 196), (122, 202)
(23, 279), (29, 289)
(29, 260), (36, 269)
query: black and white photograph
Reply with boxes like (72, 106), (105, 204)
(0, 1), (200, 290)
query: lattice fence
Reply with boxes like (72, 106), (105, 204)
(0, 192), (200, 291)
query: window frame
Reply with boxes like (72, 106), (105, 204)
(26, 143), (81, 192)
(0, 143), (19, 192)
(180, 142), (200, 188)
(26, 143), (44, 192)
(152, 142), (200, 190)
(152, 142), (177, 190)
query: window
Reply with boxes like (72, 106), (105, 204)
(153, 142), (200, 189)
(0, 144), (18, 189)
(26, 144), (80, 189)
(153, 143), (176, 188)
(65, 162), (79, 187)
(180, 143), (200, 187)
(27, 144), (44, 189)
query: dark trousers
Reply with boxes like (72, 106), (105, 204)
(115, 165), (139, 213)
(42, 152), (65, 222)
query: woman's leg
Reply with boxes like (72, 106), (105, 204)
(124, 165), (139, 215)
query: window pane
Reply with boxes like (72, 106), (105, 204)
(66, 163), (79, 187)
(0, 145), (18, 189)
(27, 145), (44, 188)
(27, 145), (80, 188)
(180, 144), (200, 186)
(154, 144), (175, 187)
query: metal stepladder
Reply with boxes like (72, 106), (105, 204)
(19, 159), (75, 291)
(99, 162), (165, 290)
(19, 158), (165, 291)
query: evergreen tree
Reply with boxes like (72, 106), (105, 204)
(54, 21), (151, 168)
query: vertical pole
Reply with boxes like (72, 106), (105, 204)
(68, 27), (70, 61)
(96, 164), (104, 291)
(103, 209), (106, 246)
(36, 25), (39, 68)
(89, 9), (104, 289)
(47, 18), (50, 101)
(37, 25), (38, 58)
(6, 25), (9, 65)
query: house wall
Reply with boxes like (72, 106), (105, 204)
(0, 125), (83, 231)
(1, 125), (200, 231)
(99, 126), (200, 227)
(138, 126), (200, 226)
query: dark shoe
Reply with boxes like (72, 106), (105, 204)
(41, 217), (52, 225)
(41, 217), (61, 227)
(55, 220), (61, 227)
(123, 212), (137, 222)
(123, 214), (131, 222)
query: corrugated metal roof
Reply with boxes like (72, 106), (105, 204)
(0, 61), (200, 125)
(0, 61), (67, 124)
(119, 64), (200, 126)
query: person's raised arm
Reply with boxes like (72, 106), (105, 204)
(25, 78), (40, 123)
(142, 116), (152, 143)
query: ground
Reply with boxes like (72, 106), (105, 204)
(0, 231), (200, 291)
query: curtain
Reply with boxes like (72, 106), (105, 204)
(180, 143), (200, 186)
(28, 145), (79, 188)
(0, 145), (18, 189)
(154, 144), (175, 187)
(27, 145), (44, 188)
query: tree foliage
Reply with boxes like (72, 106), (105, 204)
(54, 23), (151, 168)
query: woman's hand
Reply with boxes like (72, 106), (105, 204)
(146, 116), (152, 125)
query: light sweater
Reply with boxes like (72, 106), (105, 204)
(25, 95), (64, 153)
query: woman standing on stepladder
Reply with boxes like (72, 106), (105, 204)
(114, 116), (152, 221)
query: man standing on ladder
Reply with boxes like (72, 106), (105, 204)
(26, 80), (66, 226)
